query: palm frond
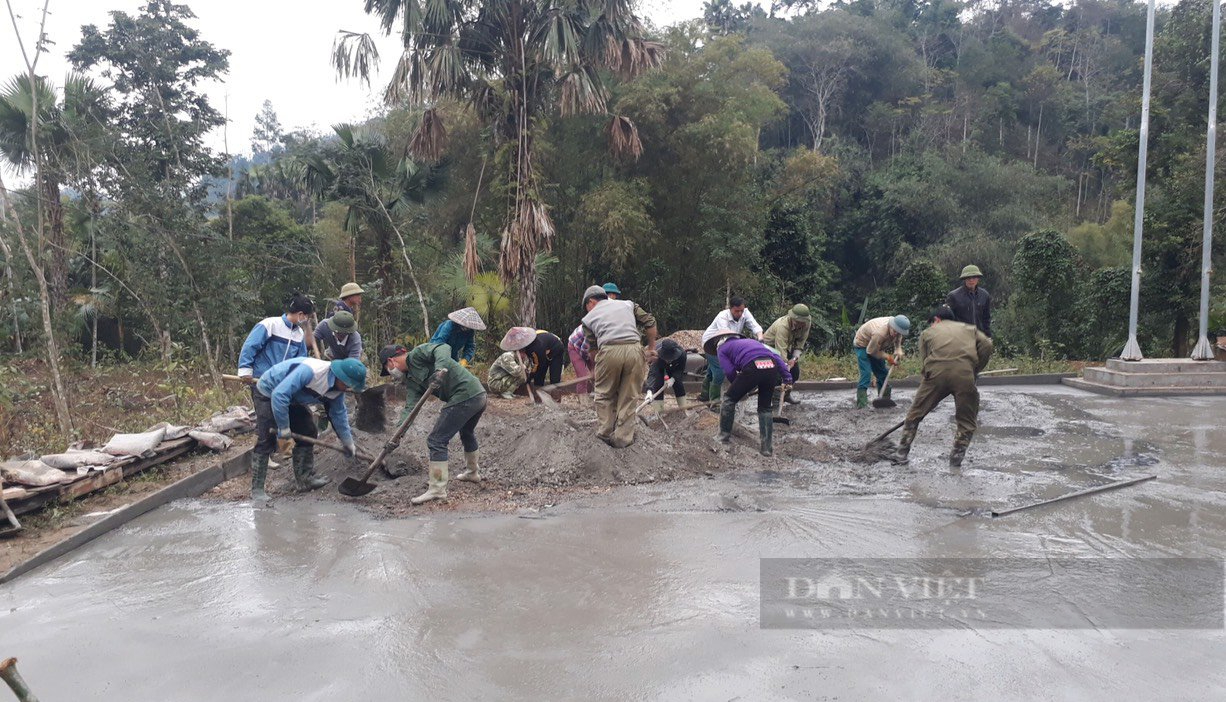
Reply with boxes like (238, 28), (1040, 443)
(408, 107), (449, 162)
(606, 114), (643, 161)
(463, 222), (480, 284)
(332, 30), (381, 87)
(558, 67), (607, 117)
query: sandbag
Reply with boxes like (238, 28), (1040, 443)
(1, 459), (74, 487)
(39, 449), (118, 470)
(197, 406), (255, 433)
(148, 422), (191, 440)
(102, 427), (167, 457)
(188, 430), (233, 451)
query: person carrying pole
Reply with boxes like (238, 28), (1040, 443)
(945, 265), (992, 337)
(699, 296), (764, 405)
(762, 303), (812, 405)
(237, 293), (314, 471)
(380, 342), (488, 504)
(893, 306), (994, 467)
(489, 327), (534, 398)
(429, 307), (486, 366)
(251, 356), (367, 505)
(708, 332), (793, 457)
(646, 338), (690, 411)
(580, 285), (658, 447)
(853, 314), (910, 409)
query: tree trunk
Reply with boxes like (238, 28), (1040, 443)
(0, 172), (73, 437)
(39, 174), (68, 317)
(0, 226), (21, 353)
(1173, 313), (1189, 357)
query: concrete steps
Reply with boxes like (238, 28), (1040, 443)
(1063, 358), (1226, 396)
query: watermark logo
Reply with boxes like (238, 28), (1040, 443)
(761, 558), (1224, 629)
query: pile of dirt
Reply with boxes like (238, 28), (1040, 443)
(664, 329), (705, 352)
(227, 394), (841, 516)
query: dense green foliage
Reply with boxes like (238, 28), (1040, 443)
(1, 0), (1225, 385)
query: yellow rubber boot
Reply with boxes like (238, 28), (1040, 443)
(412, 461), (449, 505)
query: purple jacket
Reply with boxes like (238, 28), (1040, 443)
(718, 338), (793, 385)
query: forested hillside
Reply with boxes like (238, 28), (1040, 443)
(2, 0), (1225, 430)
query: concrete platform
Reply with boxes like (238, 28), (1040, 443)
(1064, 358), (1226, 396)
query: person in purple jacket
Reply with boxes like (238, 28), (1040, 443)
(706, 331), (793, 456)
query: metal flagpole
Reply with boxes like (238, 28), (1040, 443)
(1122, 0), (1157, 362)
(1192, 0), (1222, 361)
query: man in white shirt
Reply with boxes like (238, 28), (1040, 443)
(698, 296), (764, 404)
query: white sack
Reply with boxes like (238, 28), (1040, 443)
(102, 427), (167, 457)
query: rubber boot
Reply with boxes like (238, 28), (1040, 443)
(758, 412), (774, 457)
(892, 422), (918, 464)
(412, 461), (449, 504)
(881, 385), (893, 401)
(292, 445), (330, 491)
(856, 388), (868, 409)
(250, 453), (272, 506)
(949, 430), (973, 468)
(784, 389), (800, 405)
(676, 396), (689, 411)
(456, 452), (482, 482)
(716, 398), (736, 443)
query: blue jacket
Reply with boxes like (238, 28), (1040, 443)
(429, 320), (476, 362)
(238, 315), (308, 378)
(255, 358), (353, 444)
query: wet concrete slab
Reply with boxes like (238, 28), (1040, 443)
(2, 388), (1225, 700)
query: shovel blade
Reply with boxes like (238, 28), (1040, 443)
(871, 398), (897, 409)
(338, 477), (377, 497)
(772, 416), (791, 424)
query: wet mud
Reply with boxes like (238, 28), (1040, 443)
(4, 387), (1226, 700)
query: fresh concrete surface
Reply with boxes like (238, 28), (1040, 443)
(2, 388), (1224, 701)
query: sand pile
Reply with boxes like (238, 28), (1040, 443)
(283, 394), (838, 516)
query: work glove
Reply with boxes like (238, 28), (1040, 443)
(887, 355), (899, 367)
(644, 390), (654, 402)
(276, 425), (292, 440)
(342, 439), (358, 459)
(460, 358), (469, 368)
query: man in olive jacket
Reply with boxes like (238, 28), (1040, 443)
(763, 303), (812, 405)
(945, 264), (992, 337)
(894, 306), (994, 468)
(380, 342), (488, 505)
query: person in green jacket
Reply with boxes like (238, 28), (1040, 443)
(379, 342), (488, 505)
(762, 303), (812, 405)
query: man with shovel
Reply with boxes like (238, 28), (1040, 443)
(251, 356), (367, 505)
(646, 338), (690, 411)
(763, 303), (812, 406)
(853, 314), (909, 409)
(709, 332), (793, 457)
(893, 306), (993, 467)
(380, 342), (488, 505)
(580, 285), (658, 448)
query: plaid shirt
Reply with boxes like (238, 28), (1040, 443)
(568, 325), (591, 364)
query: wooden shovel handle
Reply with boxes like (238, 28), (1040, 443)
(356, 369), (448, 483)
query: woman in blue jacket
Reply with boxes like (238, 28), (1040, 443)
(429, 307), (486, 366)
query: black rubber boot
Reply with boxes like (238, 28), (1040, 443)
(758, 412), (774, 457)
(783, 389), (800, 405)
(250, 453), (272, 506)
(717, 398), (736, 443)
(292, 446), (329, 491)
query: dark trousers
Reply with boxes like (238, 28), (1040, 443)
(726, 363), (782, 414)
(646, 357), (687, 397)
(427, 393), (488, 461)
(531, 352), (565, 386)
(251, 387), (317, 456)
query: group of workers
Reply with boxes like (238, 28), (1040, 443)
(234, 264), (995, 506)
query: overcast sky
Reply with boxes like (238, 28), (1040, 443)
(1, 0), (759, 167)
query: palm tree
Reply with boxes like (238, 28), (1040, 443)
(0, 73), (110, 317)
(300, 123), (445, 340)
(334, 0), (663, 323)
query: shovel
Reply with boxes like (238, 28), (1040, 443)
(338, 369), (447, 497)
(289, 433), (378, 463)
(872, 365), (897, 409)
(866, 420), (905, 448)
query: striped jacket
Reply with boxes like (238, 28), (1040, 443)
(237, 315), (308, 378)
